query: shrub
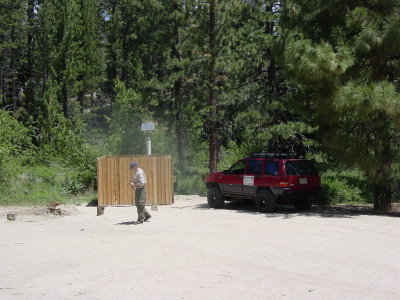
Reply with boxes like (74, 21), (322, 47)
(0, 109), (34, 188)
(320, 168), (372, 204)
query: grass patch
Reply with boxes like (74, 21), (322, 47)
(0, 164), (97, 206)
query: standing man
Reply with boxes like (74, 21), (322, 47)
(129, 162), (152, 224)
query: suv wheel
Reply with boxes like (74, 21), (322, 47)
(255, 190), (276, 212)
(207, 187), (225, 208)
(295, 198), (312, 210)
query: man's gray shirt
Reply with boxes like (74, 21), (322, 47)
(133, 168), (147, 186)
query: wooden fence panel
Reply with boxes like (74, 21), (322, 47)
(97, 155), (173, 206)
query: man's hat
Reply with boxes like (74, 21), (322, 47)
(129, 162), (138, 169)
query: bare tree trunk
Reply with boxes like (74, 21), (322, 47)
(11, 28), (17, 112)
(62, 80), (68, 118)
(175, 80), (187, 163)
(27, 0), (35, 79)
(266, 0), (277, 102)
(208, 0), (218, 173)
(172, 1), (187, 163)
(373, 123), (392, 211)
(25, 0), (36, 113)
(0, 66), (4, 105)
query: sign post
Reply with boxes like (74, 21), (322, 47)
(140, 122), (157, 210)
(141, 122), (155, 156)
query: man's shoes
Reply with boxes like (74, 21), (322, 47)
(136, 220), (143, 224)
(144, 215), (152, 222)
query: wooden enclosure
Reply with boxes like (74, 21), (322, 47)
(97, 155), (174, 206)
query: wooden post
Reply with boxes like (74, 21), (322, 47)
(97, 206), (105, 216)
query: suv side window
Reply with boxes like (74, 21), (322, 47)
(265, 161), (279, 176)
(229, 160), (247, 175)
(246, 160), (263, 175)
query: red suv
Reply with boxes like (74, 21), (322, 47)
(205, 153), (321, 212)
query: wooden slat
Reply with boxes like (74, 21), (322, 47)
(110, 156), (115, 205)
(167, 156), (172, 204)
(103, 156), (108, 205)
(97, 158), (102, 205)
(160, 156), (165, 204)
(117, 157), (124, 205)
(163, 156), (167, 205)
(107, 156), (112, 205)
(124, 157), (130, 205)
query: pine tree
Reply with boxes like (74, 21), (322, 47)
(281, 0), (400, 210)
(37, 0), (104, 118)
(0, 0), (26, 112)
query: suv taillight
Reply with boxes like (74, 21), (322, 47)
(279, 182), (289, 187)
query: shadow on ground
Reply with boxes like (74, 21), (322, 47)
(193, 201), (400, 219)
(115, 221), (136, 225)
(115, 220), (151, 225)
(86, 199), (98, 207)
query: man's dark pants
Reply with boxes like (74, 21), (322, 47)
(135, 187), (151, 222)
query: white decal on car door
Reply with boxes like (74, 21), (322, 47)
(243, 176), (254, 186)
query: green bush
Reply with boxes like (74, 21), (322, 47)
(320, 168), (372, 205)
(0, 163), (91, 205)
(0, 109), (101, 205)
(175, 173), (207, 196)
(173, 142), (208, 196)
(0, 109), (34, 188)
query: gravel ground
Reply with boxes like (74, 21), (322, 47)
(0, 195), (399, 300)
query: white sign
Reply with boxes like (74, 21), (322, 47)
(141, 122), (155, 132)
(299, 178), (308, 184)
(243, 176), (254, 186)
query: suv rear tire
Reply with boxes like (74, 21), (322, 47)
(207, 187), (225, 208)
(255, 190), (276, 212)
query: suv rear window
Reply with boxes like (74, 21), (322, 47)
(265, 161), (279, 176)
(285, 160), (318, 175)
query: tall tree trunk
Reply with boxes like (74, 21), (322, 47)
(0, 66), (4, 105)
(266, 0), (277, 102)
(373, 123), (392, 211)
(77, 74), (85, 112)
(175, 80), (187, 162)
(208, 0), (218, 173)
(172, 1), (187, 163)
(11, 28), (17, 112)
(61, 80), (68, 118)
(27, 0), (35, 79)
(25, 0), (36, 113)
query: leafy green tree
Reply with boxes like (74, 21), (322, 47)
(281, 0), (400, 210)
(107, 80), (146, 155)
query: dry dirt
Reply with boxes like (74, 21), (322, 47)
(1, 195), (399, 300)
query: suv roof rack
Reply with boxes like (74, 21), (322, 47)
(251, 153), (299, 159)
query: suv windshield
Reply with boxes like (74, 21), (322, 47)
(285, 160), (318, 176)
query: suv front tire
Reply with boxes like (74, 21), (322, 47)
(207, 187), (225, 208)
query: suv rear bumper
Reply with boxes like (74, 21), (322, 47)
(272, 187), (322, 198)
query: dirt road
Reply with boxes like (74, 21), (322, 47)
(1, 196), (399, 300)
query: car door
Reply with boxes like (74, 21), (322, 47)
(263, 160), (281, 187)
(222, 160), (247, 195)
(243, 159), (263, 196)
